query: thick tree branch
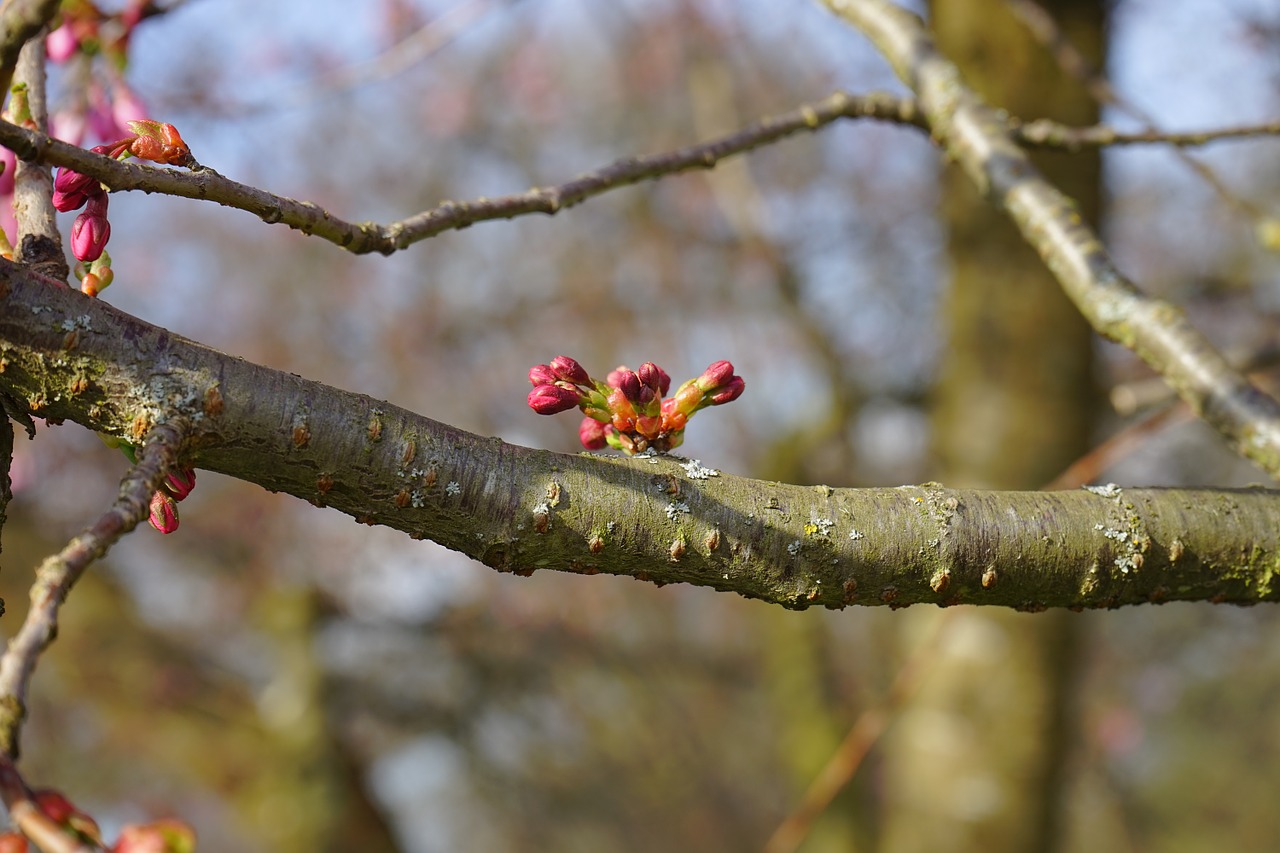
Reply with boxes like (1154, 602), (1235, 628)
(0, 261), (1278, 615)
(822, 0), (1280, 480)
(0, 91), (923, 255)
(0, 418), (185, 757)
(11, 34), (67, 282)
(0, 0), (57, 99)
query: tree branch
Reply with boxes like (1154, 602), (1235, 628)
(0, 260), (1278, 615)
(11, 34), (68, 282)
(0, 417), (185, 757)
(0, 0), (58, 99)
(0, 753), (102, 852)
(821, 0), (1280, 480)
(0, 91), (924, 255)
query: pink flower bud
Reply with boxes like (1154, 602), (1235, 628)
(527, 383), (581, 415)
(615, 369), (642, 403)
(605, 365), (631, 388)
(707, 375), (745, 405)
(71, 199), (111, 261)
(54, 165), (97, 197)
(637, 362), (670, 396)
(163, 466), (197, 501)
(579, 416), (609, 450)
(696, 360), (736, 391)
(528, 364), (557, 386)
(549, 355), (590, 386)
(149, 491), (180, 534)
(46, 23), (79, 63)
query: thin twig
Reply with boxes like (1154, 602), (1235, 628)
(0, 422), (185, 757)
(0, 91), (925, 255)
(0, 753), (102, 852)
(763, 613), (954, 853)
(1004, 0), (1267, 219)
(1014, 118), (1280, 151)
(11, 33), (67, 281)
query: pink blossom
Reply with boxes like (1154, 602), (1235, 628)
(45, 23), (79, 63)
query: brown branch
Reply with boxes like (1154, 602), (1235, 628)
(0, 421), (186, 757)
(821, 0), (1280, 480)
(0, 90), (925, 255)
(1014, 118), (1280, 151)
(2, 260), (1280, 614)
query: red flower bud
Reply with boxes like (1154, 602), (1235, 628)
(34, 790), (76, 823)
(126, 120), (193, 167)
(527, 383), (581, 415)
(71, 194), (110, 261)
(707, 375), (745, 405)
(637, 362), (670, 396)
(605, 366), (631, 388)
(0, 830), (28, 853)
(696, 360), (736, 391)
(149, 491), (180, 534)
(615, 369), (642, 403)
(528, 364), (557, 386)
(163, 466), (197, 501)
(114, 819), (196, 853)
(549, 355), (590, 386)
(579, 417), (609, 450)
(53, 166), (98, 199)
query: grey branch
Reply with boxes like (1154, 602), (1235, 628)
(1, 261), (1278, 615)
(820, 0), (1280, 480)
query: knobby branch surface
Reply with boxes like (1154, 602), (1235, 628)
(822, 0), (1280, 480)
(0, 417), (185, 757)
(1, 262), (1279, 616)
(0, 91), (924, 256)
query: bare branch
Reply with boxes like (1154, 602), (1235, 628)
(0, 0), (58, 99)
(0, 419), (186, 757)
(11, 34), (67, 282)
(0, 260), (1278, 614)
(0, 91), (924, 255)
(1014, 118), (1280, 151)
(821, 0), (1280, 480)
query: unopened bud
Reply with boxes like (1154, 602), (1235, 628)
(549, 355), (590, 386)
(527, 383), (582, 415)
(528, 364), (557, 386)
(615, 369), (642, 403)
(114, 819), (196, 853)
(707, 375), (745, 405)
(637, 362), (670, 396)
(695, 360), (736, 392)
(71, 194), (110, 261)
(579, 417), (609, 450)
(163, 466), (197, 501)
(149, 491), (180, 534)
(126, 120), (193, 167)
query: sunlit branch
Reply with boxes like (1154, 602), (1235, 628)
(821, 0), (1280, 480)
(0, 91), (925, 255)
(0, 421), (186, 757)
(1014, 118), (1280, 151)
(2, 261), (1280, 615)
(11, 35), (67, 282)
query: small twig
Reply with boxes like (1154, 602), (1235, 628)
(0, 91), (925, 255)
(762, 613), (954, 853)
(1014, 118), (1280, 151)
(11, 33), (68, 282)
(0, 422), (185, 758)
(0, 753), (102, 853)
(1004, 0), (1267, 220)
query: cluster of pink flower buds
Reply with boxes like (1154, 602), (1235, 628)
(528, 356), (745, 454)
(52, 120), (192, 294)
(0, 788), (195, 852)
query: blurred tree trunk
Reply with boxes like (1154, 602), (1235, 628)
(878, 1), (1104, 851)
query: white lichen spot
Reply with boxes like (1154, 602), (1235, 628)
(410, 489), (426, 508)
(606, 521), (616, 533)
(805, 516), (835, 538)
(787, 540), (803, 557)
(445, 481), (461, 496)
(636, 448), (661, 464)
(681, 459), (719, 480)
(532, 501), (551, 516)
(1084, 483), (1122, 498)
(849, 529), (864, 541)
(60, 318), (77, 332)
(665, 501), (691, 521)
